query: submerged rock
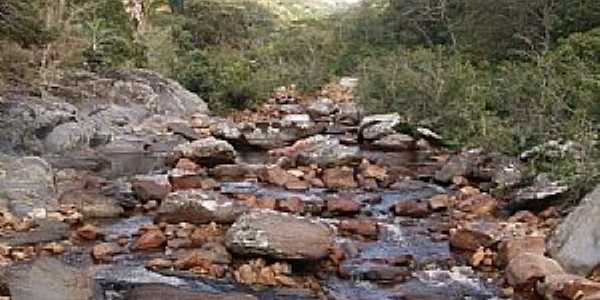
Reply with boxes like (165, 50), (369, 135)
(225, 210), (333, 260)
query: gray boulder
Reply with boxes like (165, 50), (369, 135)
(359, 113), (401, 140)
(156, 190), (248, 224)
(270, 135), (361, 168)
(174, 137), (237, 167)
(225, 210), (334, 260)
(44, 122), (92, 153)
(548, 185), (600, 275)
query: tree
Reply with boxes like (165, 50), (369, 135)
(0, 0), (50, 46)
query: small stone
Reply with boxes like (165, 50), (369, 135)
(457, 193), (497, 216)
(449, 222), (501, 251)
(92, 243), (122, 261)
(257, 197), (277, 210)
(326, 196), (361, 215)
(322, 167), (357, 190)
(339, 219), (378, 239)
(394, 200), (430, 218)
(132, 230), (166, 251)
(428, 194), (450, 210)
(470, 247), (486, 267)
(77, 224), (99, 240)
(278, 197), (305, 214)
(359, 161), (388, 181)
(146, 258), (173, 270)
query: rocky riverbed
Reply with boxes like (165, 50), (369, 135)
(0, 70), (598, 300)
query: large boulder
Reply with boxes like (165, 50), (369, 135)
(269, 135), (361, 168)
(0, 156), (56, 216)
(44, 122), (92, 153)
(225, 210), (334, 260)
(174, 137), (237, 167)
(505, 253), (565, 287)
(156, 190), (248, 224)
(548, 186), (600, 275)
(359, 113), (401, 140)
(7, 257), (95, 300)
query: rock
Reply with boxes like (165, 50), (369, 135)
(322, 167), (357, 190)
(7, 257), (95, 300)
(93, 242), (123, 261)
(270, 135), (360, 168)
(258, 165), (290, 187)
(359, 161), (387, 181)
(44, 122), (91, 153)
(449, 222), (501, 251)
(510, 174), (569, 212)
(225, 210), (333, 260)
(435, 155), (474, 183)
(211, 164), (264, 182)
(505, 253), (565, 287)
(497, 237), (546, 267)
(336, 102), (360, 125)
(59, 191), (124, 218)
(132, 229), (166, 250)
(279, 104), (305, 114)
(132, 175), (172, 201)
(339, 77), (359, 89)
(326, 195), (361, 215)
(124, 284), (257, 300)
(55, 68), (209, 116)
(537, 274), (600, 300)
(359, 113), (401, 140)
(457, 193), (497, 216)
(156, 190), (248, 224)
(416, 127), (443, 143)
(394, 200), (430, 218)
(211, 120), (242, 140)
(0, 219), (69, 247)
(548, 186), (600, 275)
(371, 134), (416, 151)
(77, 224), (99, 240)
(338, 219), (379, 238)
(428, 194), (450, 210)
(0, 156), (56, 216)
(174, 137), (237, 167)
(307, 98), (337, 117)
(174, 243), (232, 269)
(277, 197), (305, 214)
(281, 114), (314, 129)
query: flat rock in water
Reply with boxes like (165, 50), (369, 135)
(7, 257), (95, 300)
(225, 210), (333, 260)
(548, 185), (600, 275)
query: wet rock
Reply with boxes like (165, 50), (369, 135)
(174, 137), (237, 167)
(394, 200), (430, 218)
(270, 135), (360, 168)
(225, 210), (333, 260)
(220, 182), (258, 194)
(548, 186), (600, 275)
(44, 122), (91, 153)
(428, 194), (450, 211)
(434, 155), (474, 183)
(132, 175), (172, 201)
(505, 253), (565, 287)
(77, 224), (99, 240)
(359, 113), (401, 140)
(537, 274), (600, 300)
(93, 242), (124, 261)
(132, 229), (166, 250)
(0, 219), (69, 247)
(457, 193), (497, 216)
(497, 236), (546, 267)
(371, 134), (416, 151)
(322, 167), (357, 190)
(0, 156), (56, 216)
(339, 219), (379, 238)
(7, 257), (95, 300)
(156, 190), (248, 224)
(307, 97), (337, 117)
(258, 165), (290, 187)
(59, 191), (124, 218)
(124, 284), (258, 300)
(449, 222), (501, 251)
(326, 195), (361, 215)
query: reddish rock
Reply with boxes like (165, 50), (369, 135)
(284, 177), (310, 191)
(257, 197), (277, 210)
(167, 238), (192, 249)
(132, 229), (166, 250)
(322, 167), (357, 190)
(174, 243), (231, 269)
(497, 236), (546, 267)
(538, 274), (600, 300)
(200, 178), (219, 190)
(506, 253), (565, 287)
(92, 242), (122, 261)
(394, 200), (430, 218)
(359, 161), (388, 181)
(457, 193), (497, 216)
(77, 224), (99, 240)
(339, 219), (379, 239)
(449, 222), (501, 251)
(146, 258), (173, 270)
(258, 166), (289, 187)
(326, 195), (361, 215)
(278, 197), (305, 213)
(175, 158), (201, 172)
(508, 210), (540, 224)
(132, 175), (172, 201)
(428, 194), (450, 211)
(169, 174), (204, 190)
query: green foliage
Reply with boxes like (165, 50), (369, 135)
(0, 0), (51, 46)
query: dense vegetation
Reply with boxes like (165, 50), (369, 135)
(0, 0), (598, 187)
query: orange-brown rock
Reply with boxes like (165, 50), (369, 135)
(322, 167), (357, 190)
(132, 229), (166, 251)
(505, 253), (565, 287)
(339, 218), (379, 239)
(497, 236), (546, 267)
